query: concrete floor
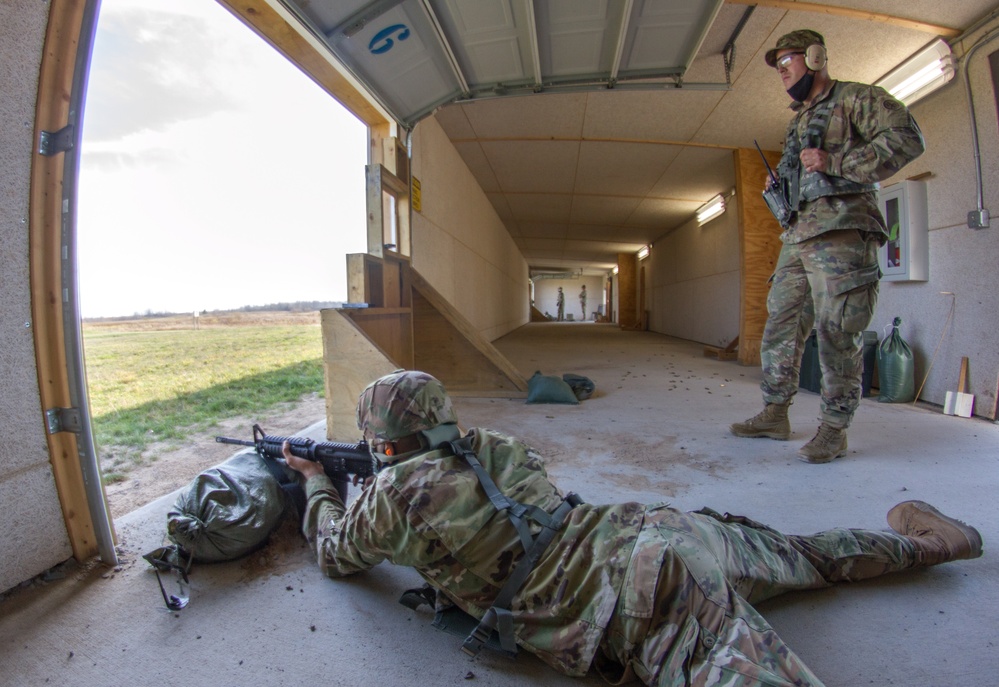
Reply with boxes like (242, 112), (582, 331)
(2, 323), (997, 687)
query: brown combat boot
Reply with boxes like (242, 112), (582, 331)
(887, 500), (983, 566)
(796, 423), (847, 463)
(729, 403), (791, 440)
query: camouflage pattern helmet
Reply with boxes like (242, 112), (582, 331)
(356, 370), (457, 442)
(765, 29), (825, 68)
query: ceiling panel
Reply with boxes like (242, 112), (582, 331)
(569, 224), (659, 244)
(562, 238), (641, 255)
(649, 146), (736, 200)
(574, 140), (682, 196)
(628, 198), (703, 229)
(580, 89), (724, 141)
(433, 0), (534, 86)
(569, 195), (643, 225)
(512, 222), (571, 239)
(504, 193), (573, 223)
(457, 94), (588, 138)
(481, 141), (579, 194)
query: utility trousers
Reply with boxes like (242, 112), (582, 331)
(760, 229), (881, 428)
(596, 506), (919, 687)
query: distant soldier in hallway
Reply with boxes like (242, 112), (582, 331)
(579, 284), (587, 321)
(556, 287), (565, 321)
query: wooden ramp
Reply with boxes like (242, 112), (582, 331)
(409, 270), (528, 396)
(321, 252), (527, 439)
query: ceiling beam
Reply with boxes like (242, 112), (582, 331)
(448, 135), (738, 149)
(609, 0), (635, 83)
(525, 0), (543, 87)
(419, 0), (471, 96)
(725, 0), (962, 37)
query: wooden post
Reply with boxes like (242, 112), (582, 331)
(617, 252), (639, 329)
(734, 148), (783, 366)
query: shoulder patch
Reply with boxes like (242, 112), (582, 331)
(882, 99), (902, 112)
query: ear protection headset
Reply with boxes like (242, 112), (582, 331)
(804, 43), (827, 71)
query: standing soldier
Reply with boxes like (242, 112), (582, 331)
(556, 287), (565, 321)
(730, 30), (925, 463)
(579, 284), (588, 321)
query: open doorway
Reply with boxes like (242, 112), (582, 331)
(76, 0), (368, 518)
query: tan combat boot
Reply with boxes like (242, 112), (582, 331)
(729, 403), (791, 440)
(796, 423), (847, 463)
(887, 500), (983, 566)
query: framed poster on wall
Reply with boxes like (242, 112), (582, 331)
(878, 179), (929, 282)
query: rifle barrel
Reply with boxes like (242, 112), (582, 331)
(216, 436), (255, 447)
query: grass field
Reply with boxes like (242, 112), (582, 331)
(83, 311), (325, 483)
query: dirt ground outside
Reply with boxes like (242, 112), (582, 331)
(104, 392), (328, 520)
(83, 309), (324, 332)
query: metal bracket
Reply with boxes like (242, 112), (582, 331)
(45, 407), (82, 434)
(39, 125), (74, 156)
(968, 209), (990, 229)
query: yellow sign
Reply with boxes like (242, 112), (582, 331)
(412, 176), (422, 213)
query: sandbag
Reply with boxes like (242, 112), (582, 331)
(877, 317), (915, 403)
(167, 450), (292, 563)
(561, 373), (596, 401)
(526, 371), (579, 405)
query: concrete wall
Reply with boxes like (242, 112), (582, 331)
(646, 192), (742, 348)
(872, 24), (999, 414)
(0, 1), (75, 593)
(533, 277), (605, 321)
(410, 117), (529, 342)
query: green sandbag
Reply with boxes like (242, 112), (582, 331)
(526, 371), (579, 405)
(167, 451), (290, 562)
(877, 317), (915, 403)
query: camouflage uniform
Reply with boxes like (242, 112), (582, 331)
(762, 79), (924, 428)
(580, 286), (588, 320)
(299, 430), (925, 685)
(557, 288), (566, 321)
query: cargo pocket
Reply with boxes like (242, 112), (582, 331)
(827, 263), (880, 333)
(620, 511), (669, 618)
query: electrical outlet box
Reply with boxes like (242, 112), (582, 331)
(968, 209), (990, 229)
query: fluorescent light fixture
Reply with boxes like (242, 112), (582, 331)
(611, 265), (619, 275)
(637, 245), (650, 260)
(696, 194), (726, 225)
(874, 39), (955, 106)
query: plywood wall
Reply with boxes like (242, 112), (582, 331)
(734, 147), (783, 366)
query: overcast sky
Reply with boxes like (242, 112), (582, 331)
(78, 0), (368, 317)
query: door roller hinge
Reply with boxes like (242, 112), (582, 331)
(45, 407), (82, 434)
(39, 125), (74, 156)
